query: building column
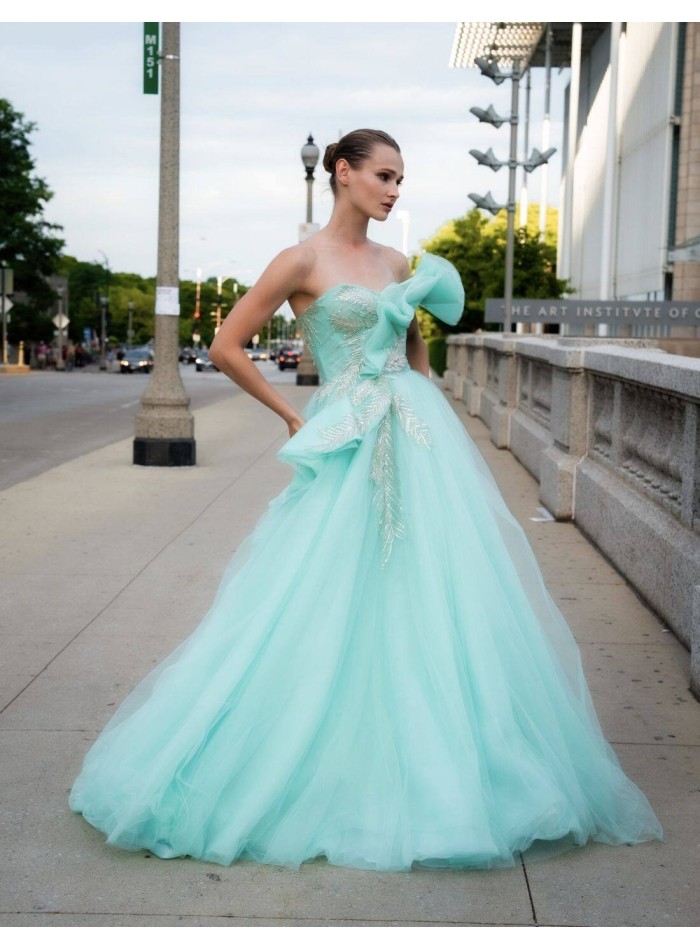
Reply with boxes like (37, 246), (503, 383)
(674, 22), (700, 320)
(561, 23), (582, 288)
(599, 23), (621, 332)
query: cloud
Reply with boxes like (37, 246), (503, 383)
(0, 21), (568, 285)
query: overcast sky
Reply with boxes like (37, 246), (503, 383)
(1, 16), (569, 314)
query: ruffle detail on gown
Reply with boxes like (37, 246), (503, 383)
(277, 254), (465, 564)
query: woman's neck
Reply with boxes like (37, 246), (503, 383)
(322, 201), (370, 246)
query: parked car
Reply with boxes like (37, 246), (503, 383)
(278, 347), (301, 371)
(195, 349), (219, 372)
(119, 347), (154, 373)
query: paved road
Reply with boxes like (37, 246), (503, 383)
(0, 359), (298, 490)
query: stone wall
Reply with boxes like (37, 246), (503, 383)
(445, 332), (700, 697)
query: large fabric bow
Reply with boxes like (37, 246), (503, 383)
(277, 253), (464, 565)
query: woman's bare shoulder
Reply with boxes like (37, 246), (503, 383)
(265, 242), (317, 285)
(375, 242), (411, 282)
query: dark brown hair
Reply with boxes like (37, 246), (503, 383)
(323, 128), (401, 195)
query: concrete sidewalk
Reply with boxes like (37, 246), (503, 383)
(0, 379), (698, 927)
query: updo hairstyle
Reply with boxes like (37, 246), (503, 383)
(323, 129), (401, 195)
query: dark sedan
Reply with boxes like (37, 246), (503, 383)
(179, 346), (198, 364)
(278, 347), (301, 371)
(120, 348), (154, 373)
(195, 349), (220, 372)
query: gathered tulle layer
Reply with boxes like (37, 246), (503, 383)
(70, 370), (664, 871)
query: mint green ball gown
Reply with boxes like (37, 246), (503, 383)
(69, 253), (664, 871)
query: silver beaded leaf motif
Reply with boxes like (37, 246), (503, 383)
(329, 286), (378, 333)
(391, 393), (432, 447)
(370, 389), (433, 565)
(315, 374), (432, 568)
(371, 411), (406, 562)
(301, 284), (433, 567)
(296, 302), (323, 361)
(383, 333), (411, 376)
(314, 383), (391, 453)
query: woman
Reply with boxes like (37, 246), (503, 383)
(70, 129), (664, 871)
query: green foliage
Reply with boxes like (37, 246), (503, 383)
(0, 98), (65, 342)
(59, 259), (255, 350)
(418, 204), (571, 334)
(58, 256), (156, 346)
(180, 277), (250, 348)
(426, 336), (446, 377)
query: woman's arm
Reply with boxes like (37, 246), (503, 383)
(209, 247), (313, 436)
(406, 317), (430, 378)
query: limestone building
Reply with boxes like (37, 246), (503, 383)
(451, 22), (700, 338)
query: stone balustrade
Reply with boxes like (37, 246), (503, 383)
(445, 332), (700, 698)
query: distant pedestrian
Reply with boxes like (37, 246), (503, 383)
(66, 342), (76, 371)
(37, 341), (47, 370)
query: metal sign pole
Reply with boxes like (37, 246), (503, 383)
(133, 22), (195, 466)
(1, 267), (6, 365)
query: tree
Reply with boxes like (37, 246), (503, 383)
(417, 204), (571, 336)
(0, 99), (64, 343)
(57, 257), (153, 347)
(180, 276), (251, 348)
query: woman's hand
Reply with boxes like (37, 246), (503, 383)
(287, 415), (305, 439)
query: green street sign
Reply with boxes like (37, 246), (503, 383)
(143, 23), (159, 94)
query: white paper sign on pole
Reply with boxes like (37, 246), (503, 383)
(155, 286), (180, 316)
(298, 222), (320, 243)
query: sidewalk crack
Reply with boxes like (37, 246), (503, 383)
(520, 853), (538, 925)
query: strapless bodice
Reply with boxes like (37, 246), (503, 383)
(278, 254), (465, 565)
(296, 284), (412, 403)
(295, 252), (465, 400)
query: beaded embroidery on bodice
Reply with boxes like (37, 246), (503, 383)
(278, 256), (464, 566)
(296, 284), (410, 410)
(293, 284), (422, 565)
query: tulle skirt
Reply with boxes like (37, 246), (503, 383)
(69, 370), (664, 870)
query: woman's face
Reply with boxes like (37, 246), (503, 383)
(339, 144), (404, 221)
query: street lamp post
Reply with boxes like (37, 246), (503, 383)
(1, 263), (13, 366)
(504, 57), (522, 333)
(214, 277), (237, 335)
(301, 133), (320, 224)
(468, 56), (556, 333)
(193, 268), (202, 346)
(98, 250), (109, 370)
(127, 300), (134, 348)
(298, 134), (320, 386)
(99, 295), (108, 370)
(215, 276), (223, 334)
(55, 290), (66, 371)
